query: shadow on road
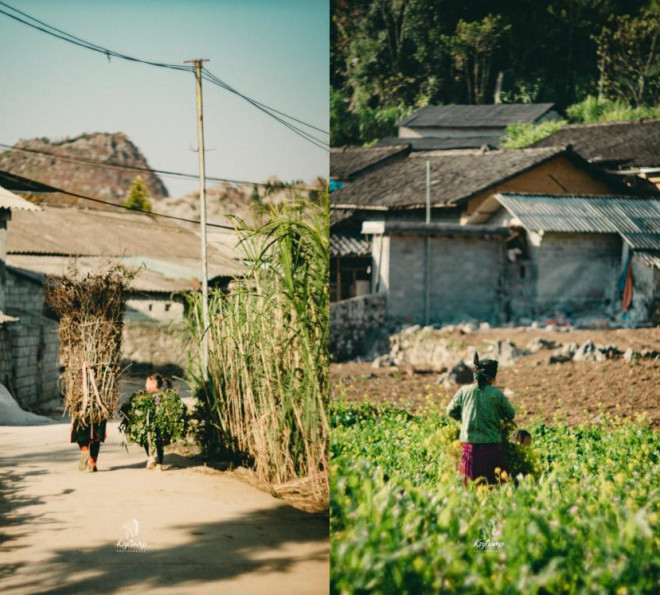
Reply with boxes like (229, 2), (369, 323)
(10, 503), (328, 593)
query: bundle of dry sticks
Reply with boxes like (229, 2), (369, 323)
(46, 264), (133, 424)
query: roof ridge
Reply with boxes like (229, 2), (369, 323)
(560, 118), (660, 130)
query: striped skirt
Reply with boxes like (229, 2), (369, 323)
(459, 442), (507, 485)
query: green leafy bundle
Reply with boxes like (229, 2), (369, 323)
(119, 389), (188, 451)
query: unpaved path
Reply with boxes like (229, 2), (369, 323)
(0, 421), (329, 594)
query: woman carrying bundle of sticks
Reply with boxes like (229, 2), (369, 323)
(71, 418), (106, 473)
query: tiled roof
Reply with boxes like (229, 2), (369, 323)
(398, 104), (555, 128)
(330, 145), (410, 181)
(377, 136), (500, 151)
(331, 146), (578, 210)
(530, 119), (660, 168)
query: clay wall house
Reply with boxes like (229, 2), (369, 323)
(377, 103), (559, 151)
(531, 119), (660, 192)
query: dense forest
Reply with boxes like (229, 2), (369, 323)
(331, 0), (660, 146)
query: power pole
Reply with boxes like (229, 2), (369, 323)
(185, 58), (210, 378)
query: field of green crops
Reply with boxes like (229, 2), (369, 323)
(331, 401), (660, 594)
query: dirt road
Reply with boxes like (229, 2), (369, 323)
(0, 420), (329, 594)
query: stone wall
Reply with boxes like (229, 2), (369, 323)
(386, 234), (505, 324)
(2, 270), (60, 407)
(4, 314), (60, 407)
(330, 293), (387, 361)
(122, 321), (191, 374)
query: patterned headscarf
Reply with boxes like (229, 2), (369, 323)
(473, 353), (498, 381)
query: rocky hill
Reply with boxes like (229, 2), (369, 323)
(0, 132), (168, 206)
(157, 178), (326, 229)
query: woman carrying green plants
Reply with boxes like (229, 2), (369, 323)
(119, 373), (187, 471)
(446, 354), (515, 485)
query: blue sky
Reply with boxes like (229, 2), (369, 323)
(0, 0), (329, 197)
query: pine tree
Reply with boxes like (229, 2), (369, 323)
(123, 176), (152, 213)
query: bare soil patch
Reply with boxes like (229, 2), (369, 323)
(332, 327), (660, 429)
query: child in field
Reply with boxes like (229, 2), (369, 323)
(446, 354), (516, 485)
(70, 418), (106, 473)
(514, 429), (532, 446)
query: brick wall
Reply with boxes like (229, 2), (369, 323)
(330, 293), (387, 361)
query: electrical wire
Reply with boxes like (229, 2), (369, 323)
(0, 1), (329, 148)
(202, 70), (329, 151)
(24, 182), (238, 231)
(0, 142), (324, 190)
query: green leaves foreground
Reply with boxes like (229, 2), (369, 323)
(119, 389), (188, 451)
(331, 402), (660, 594)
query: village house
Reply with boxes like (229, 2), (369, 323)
(3, 200), (242, 408)
(330, 145), (637, 313)
(377, 103), (559, 151)
(531, 119), (660, 192)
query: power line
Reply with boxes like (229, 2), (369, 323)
(0, 142), (324, 190)
(24, 182), (238, 231)
(0, 1), (329, 147)
(202, 70), (329, 151)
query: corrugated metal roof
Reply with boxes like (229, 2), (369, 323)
(330, 234), (371, 257)
(6, 254), (233, 293)
(0, 185), (42, 211)
(495, 193), (660, 249)
(6, 205), (242, 276)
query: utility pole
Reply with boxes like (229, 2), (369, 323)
(425, 159), (431, 326)
(185, 58), (210, 378)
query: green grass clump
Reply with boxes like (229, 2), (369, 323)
(331, 401), (660, 593)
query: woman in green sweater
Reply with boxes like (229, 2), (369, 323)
(446, 354), (515, 485)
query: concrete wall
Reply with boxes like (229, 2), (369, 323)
(330, 293), (387, 361)
(529, 232), (621, 315)
(399, 126), (503, 139)
(125, 297), (184, 323)
(385, 234), (505, 324)
(629, 254), (660, 322)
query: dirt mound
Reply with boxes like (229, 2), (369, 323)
(0, 384), (53, 425)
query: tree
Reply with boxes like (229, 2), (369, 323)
(595, 10), (660, 107)
(123, 176), (152, 213)
(443, 15), (511, 104)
